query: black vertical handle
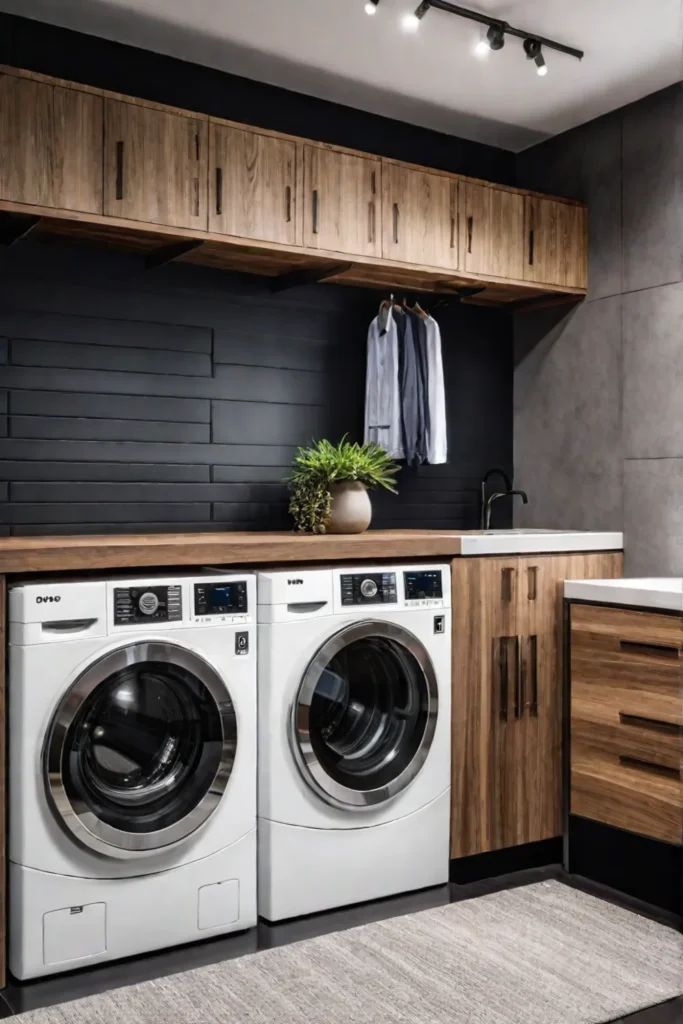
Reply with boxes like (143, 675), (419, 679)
(192, 178), (199, 217)
(312, 189), (319, 234)
(393, 203), (399, 244)
(285, 185), (292, 223)
(496, 637), (508, 722)
(371, 170), (377, 195)
(195, 132), (200, 162)
(368, 201), (375, 243)
(528, 634), (538, 716)
(527, 566), (538, 601)
(514, 635), (522, 719)
(215, 167), (223, 216)
(450, 214), (456, 249)
(501, 567), (514, 603)
(467, 215), (473, 254)
(115, 140), (124, 201)
(529, 229), (535, 265)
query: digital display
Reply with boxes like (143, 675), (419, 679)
(194, 581), (247, 616)
(404, 571), (443, 601)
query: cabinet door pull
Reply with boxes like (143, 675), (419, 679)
(450, 214), (456, 249)
(371, 170), (377, 195)
(393, 202), (400, 244)
(285, 185), (292, 223)
(195, 132), (200, 162)
(115, 140), (124, 200)
(496, 636), (508, 722)
(619, 712), (681, 735)
(618, 755), (679, 780)
(528, 229), (535, 265)
(467, 215), (473, 254)
(514, 635), (522, 719)
(312, 189), (319, 234)
(368, 201), (375, 243)
(527, 566), (538, 601)
(501, 567), (514, 603)
(215, 167), (223, 216)
(191, 177), (200, 217)
(528, 634), (538, 715)
(619, 639), (681, 659)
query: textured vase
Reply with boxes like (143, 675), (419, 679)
(327, 481), (372, 534)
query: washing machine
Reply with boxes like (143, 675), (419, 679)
(257, 563), (451, 921)
(8, 572), (257, 980)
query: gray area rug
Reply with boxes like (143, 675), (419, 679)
(18, 881), (683, 1023)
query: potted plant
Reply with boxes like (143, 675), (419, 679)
(287, 436), (399, 534)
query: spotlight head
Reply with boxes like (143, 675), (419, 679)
(536, 54), (548, 76)
(474, 39), (490, 58)
(486, 23), (505, 51)
(364, 0), (379, 13)
(402, 1), (429, 31)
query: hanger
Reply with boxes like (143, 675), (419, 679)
(378, 292), (395, 332)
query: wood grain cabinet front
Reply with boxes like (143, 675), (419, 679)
(0, 72), (103, 214)
(523, 195), (588, 289)
(451, 551), (623, 860)
(458, 181), (524, 281)
(570, 603), (683, 846)
(382, 162), (458, 270)
(209, 124), (297, 246)
(103, 99), (208, 230)
(303, 144), (381, 258)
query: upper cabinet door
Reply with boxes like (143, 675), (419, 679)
(523, 196), (588, 288)
(459, 182), (524, 280)
(103, 99), (208, 230)
(0, 72), (103, 214)
(303, 145), (381, 258)
(382, 163), (458, 270)
(209, 125), (297, 245)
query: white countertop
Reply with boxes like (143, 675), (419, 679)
(459, 530), (624, 556)
(564, 577), (683, 612)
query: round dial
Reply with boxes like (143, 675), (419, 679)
(138, 591), (159, 616)
(360, 578), (378, 599)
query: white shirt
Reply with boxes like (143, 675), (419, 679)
(364, 310), (404, 459)
(424, 316), (447, 464)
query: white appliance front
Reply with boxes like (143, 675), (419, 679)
(9, 574), (258, 979)
(257, 563), (452, 921)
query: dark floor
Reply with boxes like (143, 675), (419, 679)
(0, 867), (680, 1020)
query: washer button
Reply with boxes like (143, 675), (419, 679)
(138, 591), (159, 615)
(360, 579), (378, 599)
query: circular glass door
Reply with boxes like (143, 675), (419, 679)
(292, 621), (438, 809)
(45, 642), (236, 858)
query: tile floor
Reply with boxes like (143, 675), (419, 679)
(0, 867), (680, 1021)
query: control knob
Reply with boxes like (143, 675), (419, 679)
(360, 578), (378, 599)
(138, 591), (159, 616)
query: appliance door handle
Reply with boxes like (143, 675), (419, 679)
(42, 618), (99, 634)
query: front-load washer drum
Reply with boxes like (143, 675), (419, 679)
(292, 621), (438, 810)
(44, 641), (237, 859)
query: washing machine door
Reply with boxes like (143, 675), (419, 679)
(292, 621), (438, 810)
(44, 641), (236, 859)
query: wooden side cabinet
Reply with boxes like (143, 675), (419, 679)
(523, 196), (588, 289)
(382, 162), (458, 270)
(0, 71), (103, 214)
(104, 99), (208, 230)
(450, 551), (623, 860)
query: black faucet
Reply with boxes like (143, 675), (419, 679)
(484, 489), (529, 529)
(479, 467), (513, 529)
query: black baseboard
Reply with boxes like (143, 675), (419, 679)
(567, 815), (682, 917)
(449, 837), (563, 885)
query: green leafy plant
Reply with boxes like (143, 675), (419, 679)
(287, 436), (399, 533)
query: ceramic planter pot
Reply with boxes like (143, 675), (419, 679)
(327, 481), (372, 534)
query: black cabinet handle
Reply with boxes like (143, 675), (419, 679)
(312, 189), (319, 234)
(192, 178), (199, 217)
(619, 755), (679, 780)
(528, 634), (538, 715)
(619, 639), (681, 659)
(450, 214), (456, 249)
(371, 170), (377, 195)
(514, 635), (522, 719)
(527, 566), (538, 600)
(115, 140), (124, 200)
(393, 202), (399, 244)
(619, 712), (681, 735)
(368, 201), (375, 243)
(215, 167), (223, 216)
(528, 228), (535, 265)
(467, 215), (473, 254)
(285, 185), (292, 223)
(501, 567), (514, 603)
(195, 132), (200, 162)
(496, 637), (508, 722)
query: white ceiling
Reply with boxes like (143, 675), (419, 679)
(3, 0), (683, 150)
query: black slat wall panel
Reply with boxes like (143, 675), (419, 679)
(0, 239), (512, 535)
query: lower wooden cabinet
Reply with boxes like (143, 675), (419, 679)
(450, 551), (623, 859)
(570, 603), (683, 846)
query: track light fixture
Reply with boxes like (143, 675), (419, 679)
(364, 0), (380, 14)
(402, 1), (430, 32)
(486, 22), (505, 51)
(523, 37), (548, 76)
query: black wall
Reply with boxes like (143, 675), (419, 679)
(0, 14), (513, 536)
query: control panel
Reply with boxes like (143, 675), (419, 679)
(403, 570), (444, 607)
(340, 572), (397, 606)
(114, 585), (181, 625)
(194, 581), (248, 622)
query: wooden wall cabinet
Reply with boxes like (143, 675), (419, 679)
(104, 99), (208, 230)
(458, 182), (524, 280)
(0, 71), (102, 214)
(570, 603), (682, 846)
(523, 196), (588, 289)
(209, 124), (298, 245)
(451, 551), (623, 859)
(303, 145), (381, 258)
(382, 163), (458, 270)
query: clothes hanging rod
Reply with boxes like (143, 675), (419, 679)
(423, 1), (584, 61)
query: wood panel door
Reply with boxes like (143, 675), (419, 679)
(209, 125), (297, 245)
(459, 182), (524, 280)
(0, 72), (102, 213)
(104, 100), (208, 229)
(523, 196), (588, 288)
(303, 145), (381, 257)
(382, 163), (458, 270)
